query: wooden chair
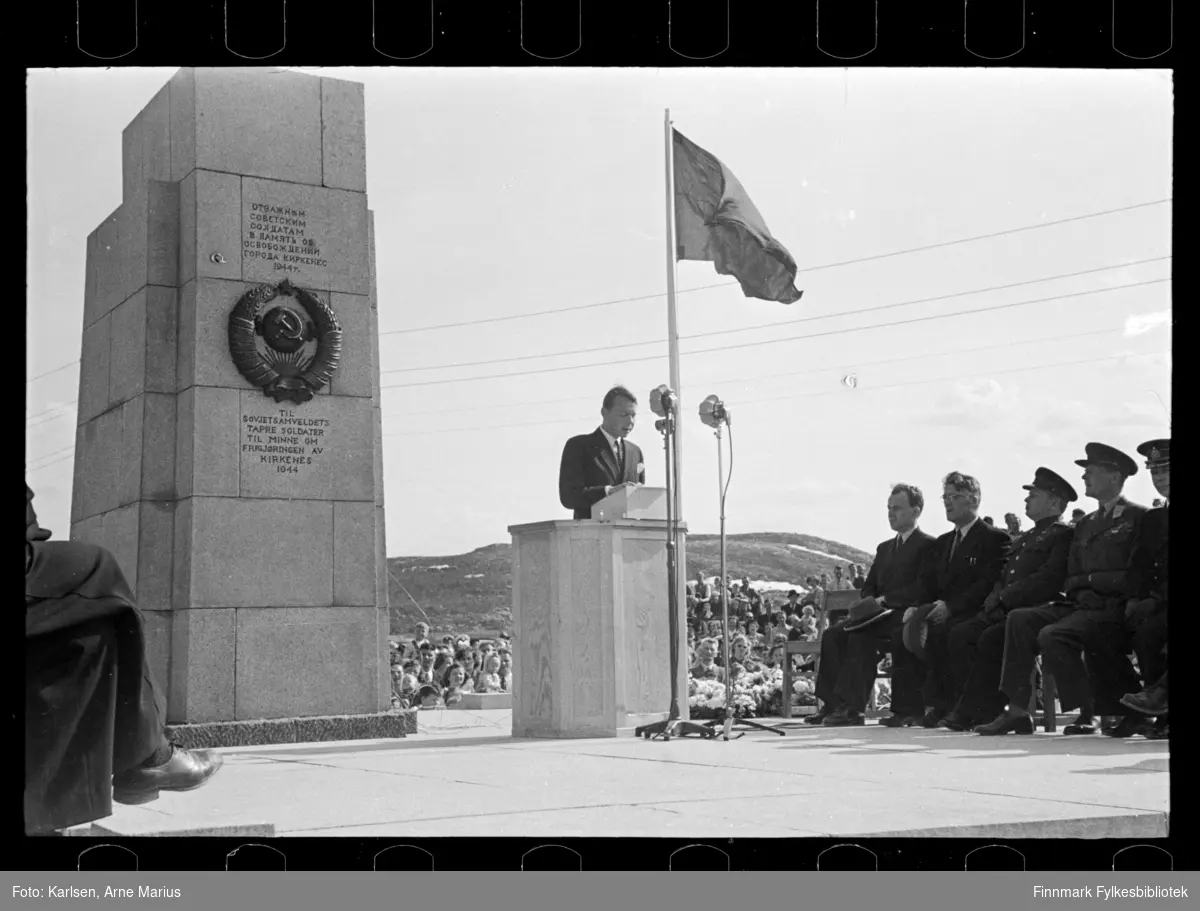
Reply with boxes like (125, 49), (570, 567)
(780, 589), (860, 718)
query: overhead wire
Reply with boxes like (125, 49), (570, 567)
(379, 278), (1169, 391)
(379, 256), (1170, 376)
(392, 349), (1159, 437)
(376, 198), (1170, 336)
(383, 323), (1132, 422)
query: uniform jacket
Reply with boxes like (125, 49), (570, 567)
(992, 516), (1073, 612)
(1061, 496), (1149, 609)
(1125, 504), (1168, 607)
(859, 528), (938, 609)
(919, 520), (1012, 618)
(558, 428), (646, 520)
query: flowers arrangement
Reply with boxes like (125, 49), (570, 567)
(687, 664), (817, 718)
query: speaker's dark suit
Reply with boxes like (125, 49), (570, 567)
(558, 428), (646, 520)
(914, 520), (1012, 716)
(815, 528), (936, 713)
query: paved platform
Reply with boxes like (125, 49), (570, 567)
(91, 710), (1169, 838)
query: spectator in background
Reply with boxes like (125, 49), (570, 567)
(784, 589), (801, 616)
(453, 649), (477, 689)
(442, 664), (469, 704)
(408, 623), (432, 657)
(1152, 498), (1164, 508)
(498, 652), (512, 692)
(417, 645), (437, 684)
(1004, 513), (1023, 538)
(785, 615), (806, 641)
(690, 638), (725, 682)
(1070, 508), (1086, 526)
(694, 572), (712, 610)
(769, 611), (789, 643)
(478, 653), (504, 692)
(852, 564), (868, 589)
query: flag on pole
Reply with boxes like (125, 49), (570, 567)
(673, 129), (803, 304)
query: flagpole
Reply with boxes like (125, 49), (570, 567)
(664, 108), (683, 523)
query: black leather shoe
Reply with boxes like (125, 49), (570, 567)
(879, 713), (918, 728)
(974, 712), (1034, 736)
(1104, 715), (1149, 739)
(1144, 717), (1169, 740)
(920, 710), (941, 728)
(939, 712), (972, 731)
(112, 746), (224, 805)
(1120, 689), (1168, 716)
(823, 709), (865, 727)
(804, 712), (830, 725)
(1062, 715), (1097, 736)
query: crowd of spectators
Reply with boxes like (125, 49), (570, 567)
(682, 566), (893, 718)
(388, 622), (512, 709)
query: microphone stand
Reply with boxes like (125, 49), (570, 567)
(704, 418), (784, 739)
(635, 407), (715, 741)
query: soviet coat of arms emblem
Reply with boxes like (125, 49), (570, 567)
(228, 279), (343, 404)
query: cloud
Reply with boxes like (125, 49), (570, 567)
(912, 378), (1020, 428)
(1124, 310), (1171, 337)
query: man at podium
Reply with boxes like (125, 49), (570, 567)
(559, 386), (646, 519)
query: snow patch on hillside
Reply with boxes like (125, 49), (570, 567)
(787, 544), (853, 563)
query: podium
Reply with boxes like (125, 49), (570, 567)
(508, 489), (688, 738)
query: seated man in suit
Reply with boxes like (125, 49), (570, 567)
(558, 385), (646, 520)
(812, 484), (937, 726)
(25, 483), (223, 836)
(944, 468), (1076, 733)
(894, 471), (1012, 727)
(1118, 438), (1169, 740)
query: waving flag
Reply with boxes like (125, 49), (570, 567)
(673, 129), (803, 304)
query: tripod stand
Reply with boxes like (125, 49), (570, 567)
(635, 396), (716, 741)
(700, 410), (784, 740)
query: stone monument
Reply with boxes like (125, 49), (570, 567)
(70, 68), (393, 733)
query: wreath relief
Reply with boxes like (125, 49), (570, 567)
(228, 278), (343, 404)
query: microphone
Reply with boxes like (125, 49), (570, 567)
(650, 384), (676, 416)
(698, 394), (729, 427)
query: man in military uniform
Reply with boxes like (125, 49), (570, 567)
(1116, 438), (1169, 739)
(975, 445), (1147, 735)
(939, 468), (1076, 732)
(1037, 443), (1150, 736)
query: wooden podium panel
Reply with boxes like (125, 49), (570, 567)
(508, 519), (689, 738)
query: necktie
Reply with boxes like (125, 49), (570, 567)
(947, 530), (961, 566)
(893, 535), (901, 557)
(616, 440), (624, 474)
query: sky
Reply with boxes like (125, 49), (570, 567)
(27, 67), (1172, 557)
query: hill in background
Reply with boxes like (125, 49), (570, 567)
(386, 532), (873, 638)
